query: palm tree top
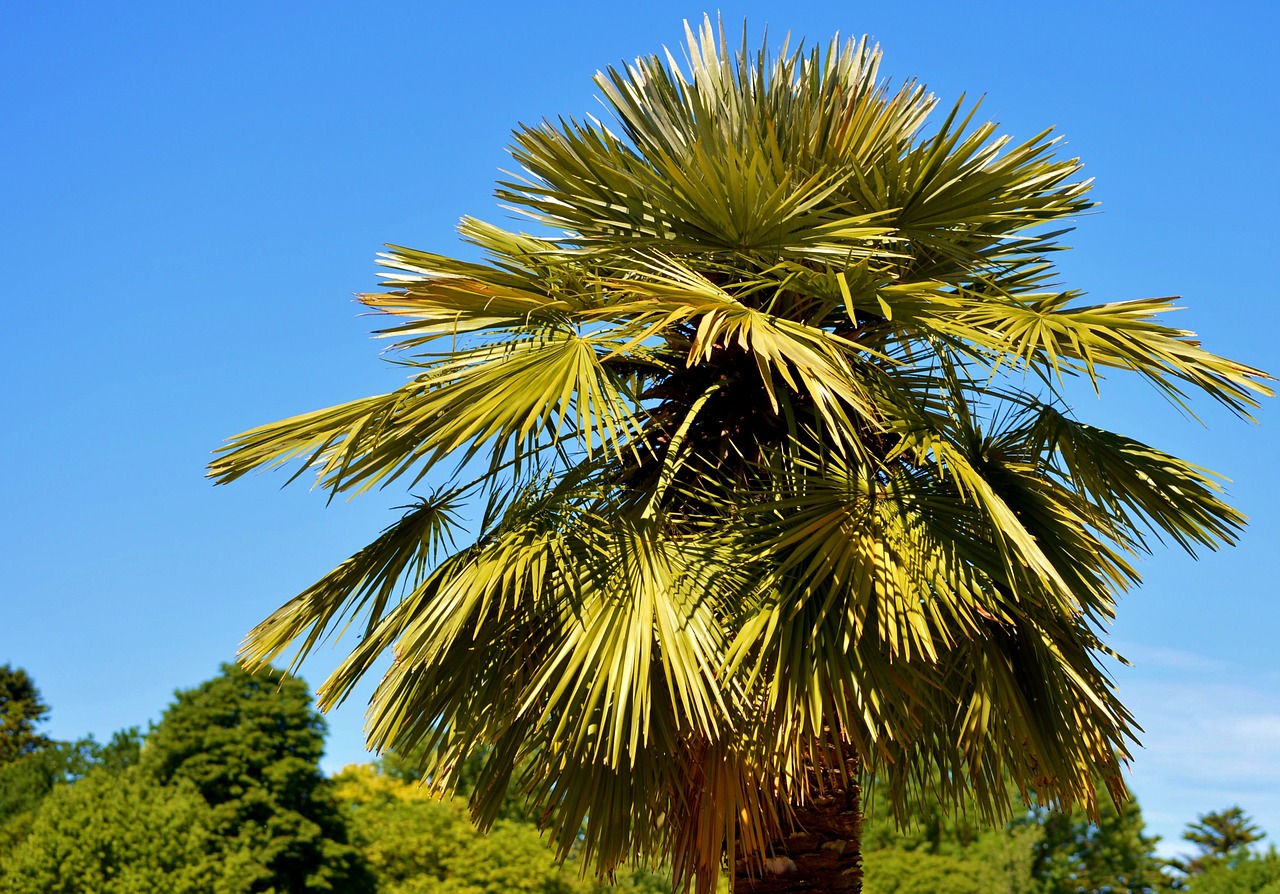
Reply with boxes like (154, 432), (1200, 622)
(211, 17), (1270, 894)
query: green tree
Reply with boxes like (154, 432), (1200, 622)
(1030, 780), (1169, 893)
(861, 773), (1171, 893)
(0, 740), (94, 860)
(0, 722), (142, 861)
(859, 776), (1040, 894)
(0, 665), (52, 765)
(0, 766), (252, 894)
(1176, 807), (1266, 877)
(142, 663), (374, 894)
(1188, 849), (1280, 894)
(334, 763), (613, 894)
(864, 849), (1012, 894)
(211, 19), (1270, 894)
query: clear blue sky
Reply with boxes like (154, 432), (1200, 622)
(2, 0), (1276, 858)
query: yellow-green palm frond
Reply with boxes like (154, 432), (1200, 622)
(210, 323), (646, 494)
(211, 16), (1271, 894)
(239, 489), (462, 674)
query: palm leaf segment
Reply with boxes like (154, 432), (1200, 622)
(210, 19), (1270, 894)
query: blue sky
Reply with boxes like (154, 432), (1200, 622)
(2, 0), (1276, 858)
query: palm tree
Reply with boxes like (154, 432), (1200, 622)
(210, 20), (1269, 894)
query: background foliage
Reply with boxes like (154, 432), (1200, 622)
(140, 664), (374, 894)
(3, 662), (1276, 893)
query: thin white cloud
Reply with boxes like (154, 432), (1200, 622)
(1109, 640), (1233, 673)
(1108, 646), (1280, 857)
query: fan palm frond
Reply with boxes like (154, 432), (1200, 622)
(213, 16), (1270, 894)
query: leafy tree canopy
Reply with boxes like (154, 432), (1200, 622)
(1177, 807), (1267, 877)
(142, 663), (374, 894)
(1030, 777), (1169, 894)
(1187, 849), (1280, 894)
(0, 767), (253, 894)
(333, 763), (680, 894)
(863, 849), (1018, 894)
(0, 723), (143, 862)
(0, 665), (51, 765)
(860, 771), (1171, 894)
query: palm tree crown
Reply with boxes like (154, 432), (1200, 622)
(211, 20), (1270, 894)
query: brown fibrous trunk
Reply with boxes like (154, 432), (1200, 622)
(733, 774), (863, 893)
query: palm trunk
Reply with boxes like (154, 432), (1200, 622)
(733, 773), (863, 893)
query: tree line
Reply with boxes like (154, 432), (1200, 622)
(1, 662), (1275, 893)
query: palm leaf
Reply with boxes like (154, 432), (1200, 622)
(212, 17), (1270, 894)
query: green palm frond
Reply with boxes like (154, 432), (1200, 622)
(1031, 405), (1245, 553)
(212, 16), (1270, 894)
(239, 489), (461, 673)
(211, 323), (645, 494)
(924, 291), (1267, 415)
